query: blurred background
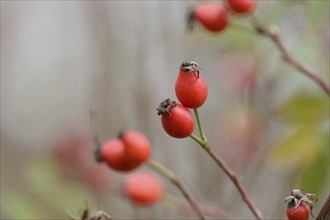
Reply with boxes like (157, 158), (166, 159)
(1, 0), (329, 219)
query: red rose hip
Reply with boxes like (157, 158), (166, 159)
(157, 99), (194, 138)
(123, 171), (163, 206)
(98, 139), (140, 172)
(120, 130), (152, 164)
(286, 202), (310, 220)
(188, 2), (228, 32)
(226, 0), (256, 14)
(284, 189), (317, 220)
(175, 62), (208, 108)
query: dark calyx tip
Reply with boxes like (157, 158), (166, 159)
(287, 198), (299, 209)
(186, 7), (196, 32)
(180, 62), (201, 77)
(157, 98), (177, 117)
(94, 146), (103, 163)
(180, 62), (192, 70)
(117, 130), (125, 140)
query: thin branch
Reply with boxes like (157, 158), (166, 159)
(191, 109), (264, 220)
(316, 193), (330, 220)
(249, 15), (330, 96)
(190, 136), (264, 220)
(147, 159), (206, 220)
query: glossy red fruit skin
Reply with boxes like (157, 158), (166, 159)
(226, 0), (256, 14)
(123, 172), (163, 206)
(175, 69), (208, 108)
(100, 139), (140, 171)
(193, 2), (228, 32)
(286, 202), (310, 220)
(121, 131), (152, 164)
(161, 104), (194, 138)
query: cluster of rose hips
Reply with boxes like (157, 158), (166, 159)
(95, 130), (163, 206)
(94, 61), (208, 212)
(188, 0), (256, 33)
(284, 189), (318, 220)
(92, 1), (321, 218)
(157, 62), (207, 138)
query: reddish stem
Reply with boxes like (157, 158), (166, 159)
(148, 159), (206, 220)
(316, 193), (330, 220)
(190, 108), (263, 220)
(250, 15), (330, 96)
(201, 140), (263, 220)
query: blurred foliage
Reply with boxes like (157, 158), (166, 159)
(4, 191), (46, 219)
(276, 92), (329, 127)
(271, 91), (329, 195)
(295, 138), (329, 195)
(260, 0), (328, 25)
(305, 0), (329, 25)
(2, 157), (97, 219)
(271, 128), (324, 166)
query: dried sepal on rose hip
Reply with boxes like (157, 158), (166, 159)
(123, 171), (163, 206)
(67, 202), (112, 220)
(187, 2), (228, 32)
(225, 0), (256, 15)
(157, 98), (194, 138)
(175, 62), (208, 109)
(284, 189), (318, 220)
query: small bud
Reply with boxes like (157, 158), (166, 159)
(269, 24), (280, 35)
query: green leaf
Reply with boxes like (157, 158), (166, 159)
(294, 132), (329, 195)
(296, 151), (328, 195)
(276, 93), (329, 126)
(270, 128), (324, 166)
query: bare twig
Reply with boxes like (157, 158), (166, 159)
(190, 134), (264, 220)
(191, 109), (263, 220)
(249, 15), (330, 96)
(316, 193), (330, 220)
(147, 159), (206, 220)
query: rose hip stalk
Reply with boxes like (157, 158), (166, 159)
(175, 62), (208, 109)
